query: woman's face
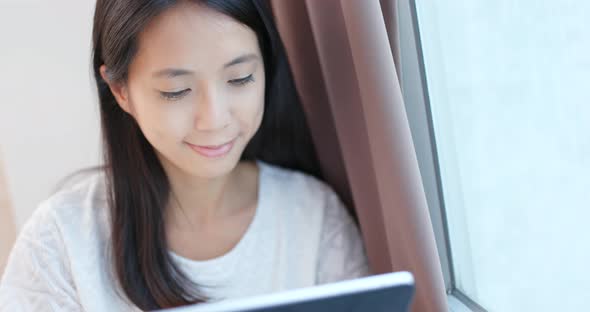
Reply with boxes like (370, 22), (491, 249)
(102, 2), (265, 179)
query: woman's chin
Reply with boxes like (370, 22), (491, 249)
(191, 160), (239, 179)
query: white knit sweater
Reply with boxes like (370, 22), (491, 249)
(0, 161), (371, 311)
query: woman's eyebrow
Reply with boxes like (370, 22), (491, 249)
(223, 53), (259, 68)
(152, 68), (194, 79)
(152, 54), (259, 79)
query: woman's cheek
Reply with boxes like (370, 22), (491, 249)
(142, 101), (194, 149)
(233, 87), (264, 131)
(164, 105), (195, 138)
(250, 100), (264, 137)
(249, 91), (265, 137)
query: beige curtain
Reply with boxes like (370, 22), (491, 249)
(270, 1), (447, 311)
(0, 149), (16, 276)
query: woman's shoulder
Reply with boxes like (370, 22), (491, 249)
(0, 170), (115, 310)
(37, 169), (108, 221)
(14, 168), (110, 268)
(257, 160), (350, 230)
(258, 160), (336, 203)
(256, 161), (370, 283)
(25, 169), (109, 246)
(261, 162), (356, 230)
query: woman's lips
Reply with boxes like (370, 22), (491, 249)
(186, 139), (236, 158)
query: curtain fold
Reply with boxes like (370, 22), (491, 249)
(270, 1), (447, 311)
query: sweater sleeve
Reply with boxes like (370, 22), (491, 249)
(0, 201), (83, 312)
(315, 188), (372, 285)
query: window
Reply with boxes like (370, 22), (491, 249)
(401, 0), (590, 311)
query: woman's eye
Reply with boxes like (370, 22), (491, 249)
(228, 74), (254, 86)
(160, 89), (191, 101)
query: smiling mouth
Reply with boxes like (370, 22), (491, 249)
(185, 139), (236, 158)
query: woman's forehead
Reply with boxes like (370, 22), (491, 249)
(131, 2), (260, 76)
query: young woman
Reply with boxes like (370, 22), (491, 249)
(0, 0), (370, 310)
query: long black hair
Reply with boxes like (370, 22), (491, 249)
(91, 0), (321, 309)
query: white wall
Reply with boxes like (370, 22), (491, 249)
(0, 149), (16, 274)
(0, 1), (101, 234)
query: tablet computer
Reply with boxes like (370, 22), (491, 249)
(162, 271), (415, 312)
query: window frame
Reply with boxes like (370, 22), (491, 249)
(398, 0), (487, 311)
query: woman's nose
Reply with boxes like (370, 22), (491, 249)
(193, 85), (231, 131)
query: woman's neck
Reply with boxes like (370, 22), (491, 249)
(162, 160), (259, 231)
